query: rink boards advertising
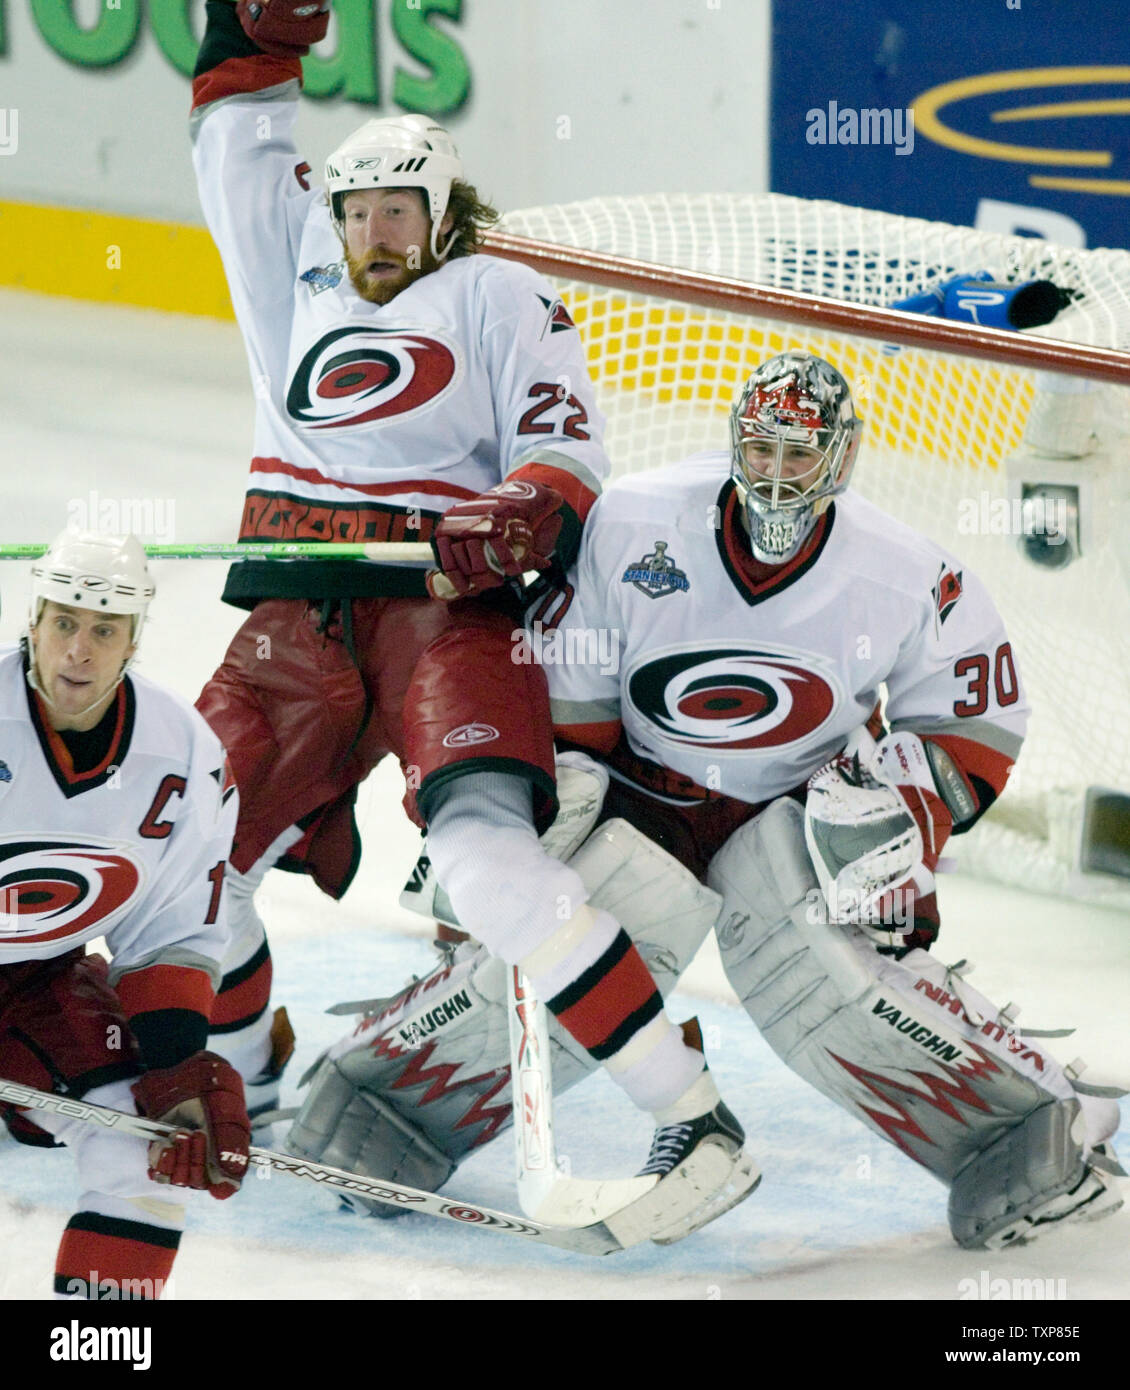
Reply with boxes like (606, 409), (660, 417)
(771, 0), (1130, 250)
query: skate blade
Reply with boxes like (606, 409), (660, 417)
(984, 1173), (1124, 1250)
(651, 1152), (761, 1245)
(604, 1143), (760, 1247)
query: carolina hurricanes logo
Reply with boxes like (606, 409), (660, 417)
(209, 756), (238, 809)
(287, 327), (461, 431)
(0, 835), (145, 948)
(626, 644), (840, 752)
(536, 294), (576, 337)
(933, 564), (963, 626)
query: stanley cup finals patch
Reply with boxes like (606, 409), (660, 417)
(622, 542), (690, 599)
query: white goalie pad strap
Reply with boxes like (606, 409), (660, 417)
(398, 750), (610, 928)
(325, 946), (505, 1068)
(709, 798), (1087, 1186)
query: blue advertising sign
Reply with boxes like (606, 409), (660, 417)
(770, 0), (1130, 249)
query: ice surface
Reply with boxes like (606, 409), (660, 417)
(1, 290), (1126, 1300)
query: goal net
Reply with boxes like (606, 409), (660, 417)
(495, 193), (1130, 905)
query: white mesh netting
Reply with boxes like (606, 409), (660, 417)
(499, 193), (1130, 904)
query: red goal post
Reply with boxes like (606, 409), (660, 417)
(487, 193), (1130, 904)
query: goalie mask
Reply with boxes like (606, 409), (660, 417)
(325, 115), (464, 262)
(730, 352), (863, 564)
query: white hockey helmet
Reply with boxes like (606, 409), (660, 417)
(325, 114), (464, 261)
(730, 352), (863, 564)
(30, 529), (155, 642)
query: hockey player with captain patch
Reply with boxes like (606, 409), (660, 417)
(0, 530), (249, 1299)
(297, 351), (1124, 1250)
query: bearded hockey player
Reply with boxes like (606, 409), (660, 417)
(296, 353), (1123, 1250)
(188, 0), (749, 1229)
(0, 531), (249, 1299)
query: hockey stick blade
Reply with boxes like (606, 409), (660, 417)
(508, 969), (657, 1227)
(0, 1078), (636, 1256)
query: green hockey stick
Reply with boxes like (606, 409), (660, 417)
(0, 542), (435, 564)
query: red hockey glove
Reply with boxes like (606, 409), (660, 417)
(236, 0), (330, 58)
(132, 1052), (251, 1201)
(427, 479), (564, 600)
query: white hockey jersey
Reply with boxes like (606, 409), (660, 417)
(190, 81), (609, 604)
(0, 650), (237, 984)
(544, 455), (1029, 807)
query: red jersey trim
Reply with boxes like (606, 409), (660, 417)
(249, 456), (482, 502)
(191, 55), (302, 112)
(553, 720), (622, 755)
(923, 732), (1015, 803)
(27, 679), (135, 799)
(512, 460), (599, 522)
(115, 963), (216, 1022)
(715, 481), (835, 607)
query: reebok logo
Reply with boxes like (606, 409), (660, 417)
(441, 723), (499, 749)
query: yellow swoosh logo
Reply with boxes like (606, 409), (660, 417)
(913, 65), (1130, 167)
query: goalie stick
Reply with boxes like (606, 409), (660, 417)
(0, 1077), (654, 1257)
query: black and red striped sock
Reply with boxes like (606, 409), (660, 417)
(55, 1212), (180, 1300)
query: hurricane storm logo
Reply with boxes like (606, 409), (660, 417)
(287, 327), (461, 430)
(0, 836), (144, 948)
(627, 646), (839, 751)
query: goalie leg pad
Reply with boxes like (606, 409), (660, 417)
(708, 798), (1088, 1189)
(286, 1058), (455, 1217)
(949, 1099), (1122, 1249)
(287, 819), (719, 1182)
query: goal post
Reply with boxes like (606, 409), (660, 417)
(488, 193), (1130, 905)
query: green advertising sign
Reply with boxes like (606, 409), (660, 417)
(18, 0), (470, 111)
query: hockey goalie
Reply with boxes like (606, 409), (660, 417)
(289, 352), (1124, 1250)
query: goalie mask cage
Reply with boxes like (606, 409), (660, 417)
(491, 193), (1130, 906)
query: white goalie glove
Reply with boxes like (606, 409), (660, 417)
(804, 726), (954, 943)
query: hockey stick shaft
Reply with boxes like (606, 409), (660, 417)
(0, 1077), (629, 1256)
(508, 968), (561, 1216)
(0, 542), (435, 565)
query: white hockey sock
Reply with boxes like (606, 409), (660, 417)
(426, 773), (590, 961)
